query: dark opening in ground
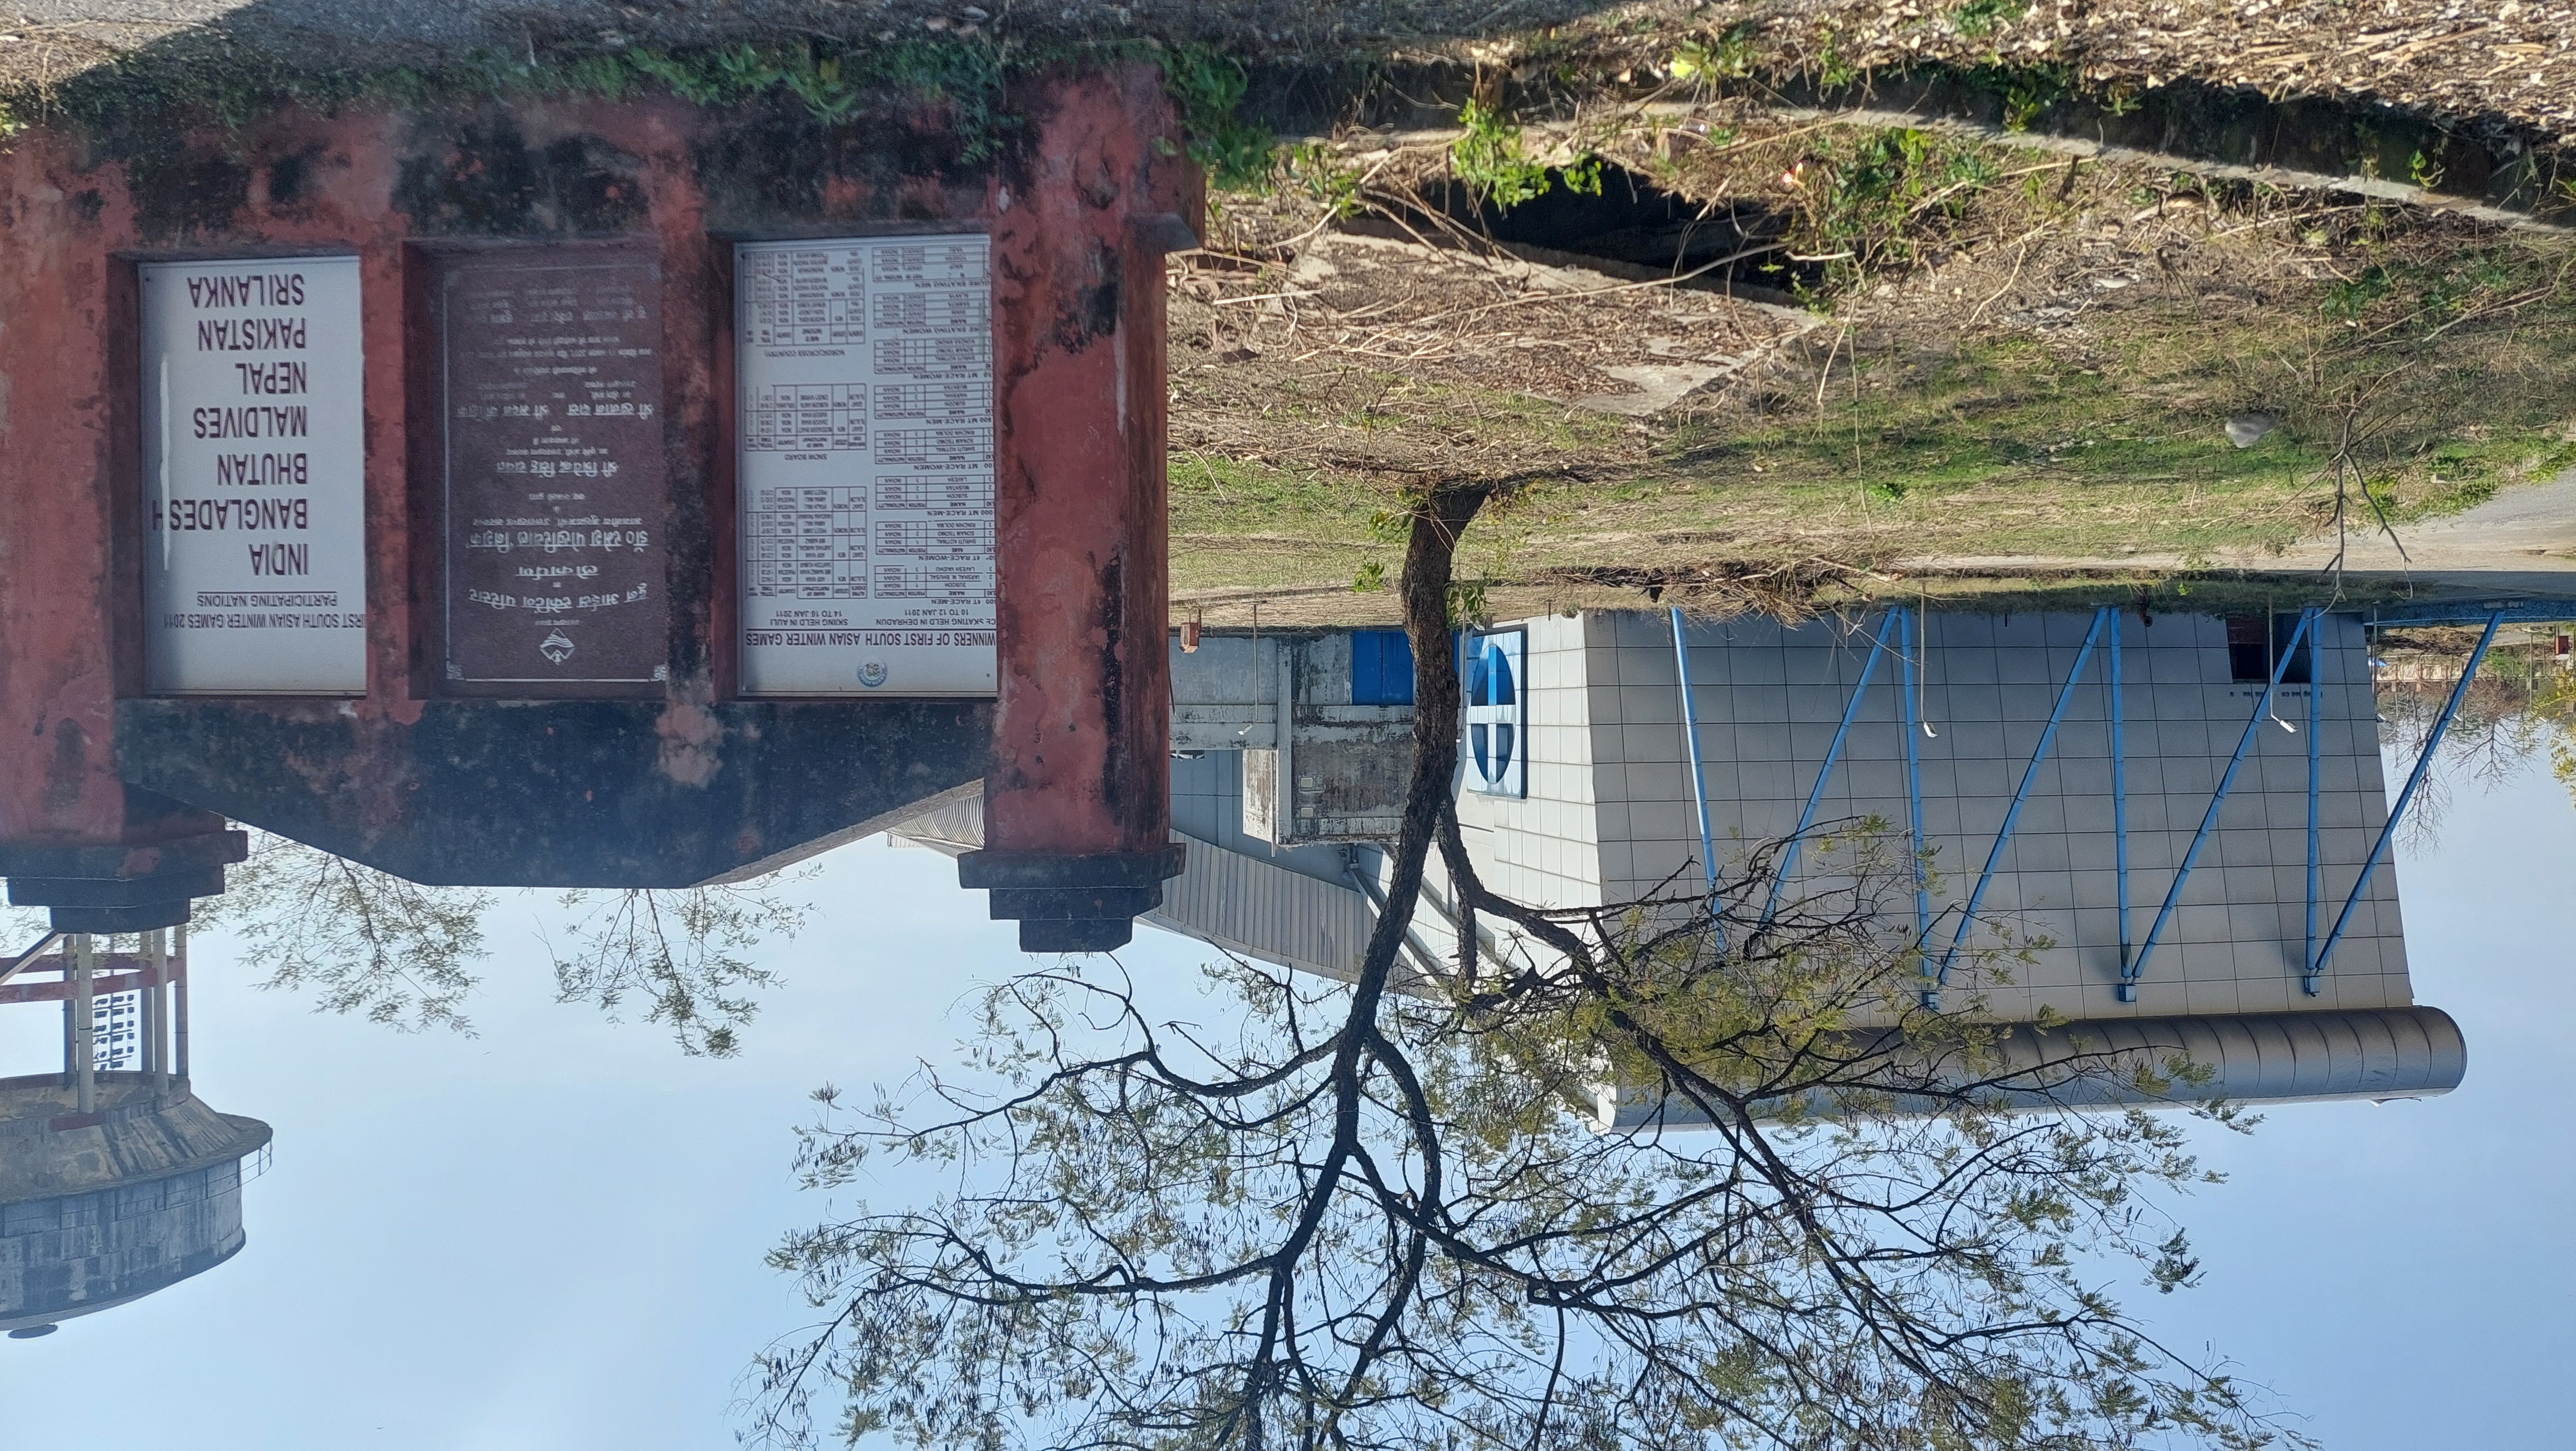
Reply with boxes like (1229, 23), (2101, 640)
(1364, 161), (1822, 301)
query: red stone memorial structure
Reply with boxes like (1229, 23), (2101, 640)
(0, 65), (1197, 950)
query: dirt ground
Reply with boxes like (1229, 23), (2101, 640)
(8, 1), (2569, 631)
(1530, 1), (2576, 148)
(6, 1), (2572, 146)
(1167, 108), (2576, 624)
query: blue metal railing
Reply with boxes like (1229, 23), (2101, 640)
(1933, 607), (2110, 996)
(1671, 606), (1719, 900)
(1761, 610), (1906, 929)
(1671, 607), (1725, 956)
(2109, 612), (2130, 982)
(1899, 607), (1930, 951)
(2305, 610), (2504, 992)
(1676, 607), (1928, 961)
(2304, 614), (2323, 994)
(2124, 607), (2318, 1002)
(2363, 598), (2576, 629)
(1670, 601), (2476, 1009)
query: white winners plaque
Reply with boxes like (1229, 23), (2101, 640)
(735, 236), (996, 696)
(141, 256), (367, 694)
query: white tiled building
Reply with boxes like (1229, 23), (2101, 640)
(1403, 608), (2467, 1113)
(1436, 609), (2413, 1027)
(909, 611), (2466, 1110)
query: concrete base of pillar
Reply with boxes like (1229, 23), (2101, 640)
(959, 845), (1185, 955)
(0, 835), (245, 935)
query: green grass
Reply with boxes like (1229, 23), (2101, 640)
(1647, 337), (2342, 558)
(8, 29), (1246, 178)
(1948, 0), (2032, 39)
(1171, 271), (2576, 597)
(1169, 457), (1401, 592)
(1167, 360), (1652, 592)
(1173, 456), (1378, 538)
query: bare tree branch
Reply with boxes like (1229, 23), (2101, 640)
(752, 487), (2302, 1451)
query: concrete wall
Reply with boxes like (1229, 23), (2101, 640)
(1172, 635), (1285, 750)
(0, 70), (1196, 897)
(0, 1074), (270, 1332)
(1170, 750), (1353, 888)
(0, 1157), (252, 1333)
(1169, 631), (1413, 843)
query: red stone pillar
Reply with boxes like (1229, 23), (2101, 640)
(960, 68), (1201, 951)
(0, 147), (244, 932)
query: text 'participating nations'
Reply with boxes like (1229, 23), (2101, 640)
(143, 257), (369, 690)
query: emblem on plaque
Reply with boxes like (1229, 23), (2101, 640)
(858, 660), (889, 688)
(540, 631), (577, 664)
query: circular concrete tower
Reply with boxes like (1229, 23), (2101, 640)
(0, 929), (270, 1338)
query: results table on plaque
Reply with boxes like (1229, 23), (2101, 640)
(736, 236), (996, 696)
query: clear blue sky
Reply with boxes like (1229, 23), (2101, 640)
(1, 754), (2567, 1449)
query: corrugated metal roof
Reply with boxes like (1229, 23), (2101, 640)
(1144, 839), (1374, 982)
(887, 787), (1374, 981)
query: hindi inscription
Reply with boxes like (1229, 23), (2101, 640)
(435, 248), (670, 693)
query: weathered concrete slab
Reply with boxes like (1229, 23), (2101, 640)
(114, 697), (991, 886)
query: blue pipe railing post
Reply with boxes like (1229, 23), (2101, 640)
(2307, 611), (2503, 992)
(1671, 607), (1725, 955)
(1762, 610), (1903, 928)
(2302, 606), (2323, 991)
(1900, 607), (1934, 1006)
(2110, 610), (2131, 979)
(2124, 608), (2318, 1002)
(1934, 607), (2109, 991)
(1900, 607), (1931, 959)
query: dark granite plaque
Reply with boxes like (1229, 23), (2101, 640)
(435, 247), (669, 694)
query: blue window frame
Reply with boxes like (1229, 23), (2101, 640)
(1349, 630), (1416, 705)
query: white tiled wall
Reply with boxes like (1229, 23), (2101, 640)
(1481, 608), (2411, 1025)
(1451, 615), (1609, 912)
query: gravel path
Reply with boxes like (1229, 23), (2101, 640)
(1902, 468), (2576, 600)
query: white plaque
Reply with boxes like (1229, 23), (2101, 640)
(141, 256), (368, 694)
(735, 236), (996, 696)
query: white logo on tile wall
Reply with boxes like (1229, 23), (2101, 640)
(1464, 629), (1526, 798)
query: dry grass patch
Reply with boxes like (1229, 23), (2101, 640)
(1169, 113), (2576, 615)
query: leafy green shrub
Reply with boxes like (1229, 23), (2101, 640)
(1281, 141), (1363, 217)
(1949, 0), (2031, 38)
(1162, 45), (1274, 192)
(1970, 61), (2075, 131)
(1450, 100), (1601, 211)
(1667, 23), (1759, 85)
(2320, 265), (2393, 321)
